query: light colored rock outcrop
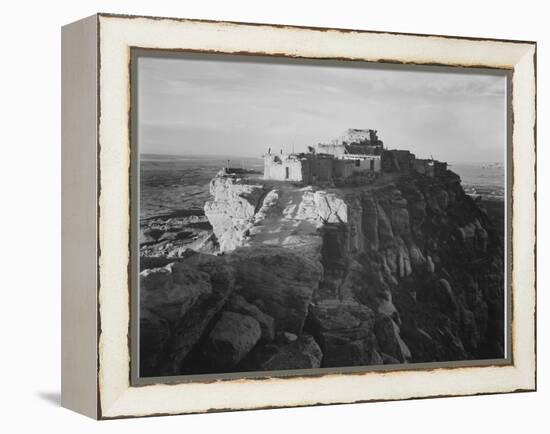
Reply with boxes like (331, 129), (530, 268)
(204, 173), (351, 260)
(204, 173), (267, 252)
(315, 191), (348, 224)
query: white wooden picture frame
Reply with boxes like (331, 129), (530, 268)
(61, 13), (536, 419)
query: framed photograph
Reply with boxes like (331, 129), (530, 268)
(61, 13), (536, 419)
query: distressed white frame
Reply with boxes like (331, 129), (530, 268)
(67, 13), (537, 419)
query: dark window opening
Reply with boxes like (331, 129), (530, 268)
(370, 159), (375, 170)
(285, 166), (290, 179)
(355, 160), (360, 167)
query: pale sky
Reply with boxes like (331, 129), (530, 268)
(137, 54), (507, 164)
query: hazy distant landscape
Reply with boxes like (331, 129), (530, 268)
(140, 154), (263, 219)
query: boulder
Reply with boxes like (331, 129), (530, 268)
(230, 245), (323, 334)
(204, 312), (261, 368)
(140, 262), (212, 323)
(246, 333), (323, 371)
(264, 334), (323, 370)
(306, 299), (379, 367)
(315, 191), (348, 224)
(140, 252), (235, 372)
(283, 332), (298, 343)
(225, 294), (275, 342)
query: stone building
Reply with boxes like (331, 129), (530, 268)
(263, 151), (380, 184)
(262, 153), (305, 182)
(263, 128), (447, 184)
(337, 154), (382, 172)
(381, 149), (448, 178)
(317, 128), (384, 156)
(381, 149), (415, 172)
(263, 152), (341, 183)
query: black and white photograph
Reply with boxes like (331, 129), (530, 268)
(135, 52), (508, 379)
(2, 0), (545, 428)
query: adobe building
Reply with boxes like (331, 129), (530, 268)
(381, 149), (416, 172)
(316, 128), (384, 156)
(263, 128), (447, 184)
(263, 152), (348, 184)
(381, 149), (448, 178)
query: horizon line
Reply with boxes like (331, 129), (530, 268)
(139, 152), (504, 165)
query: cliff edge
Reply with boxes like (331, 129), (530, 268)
(140, 168), (504, 375)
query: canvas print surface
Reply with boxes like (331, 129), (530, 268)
(134, 53), (507, 379)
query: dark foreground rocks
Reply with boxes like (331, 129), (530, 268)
(228, 245), (323, 335)
(139, 252), (235, 376)
(139, 247), (325, 376)
(203, 311), (262, 368)
(306, 299), (381, 367)
(241, 333), (323, 371)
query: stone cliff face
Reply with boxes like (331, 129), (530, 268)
(140, 169), (504, 376)
(316, 172), (504, 363)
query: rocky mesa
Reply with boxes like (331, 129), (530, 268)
(140, 167), (505, 376)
